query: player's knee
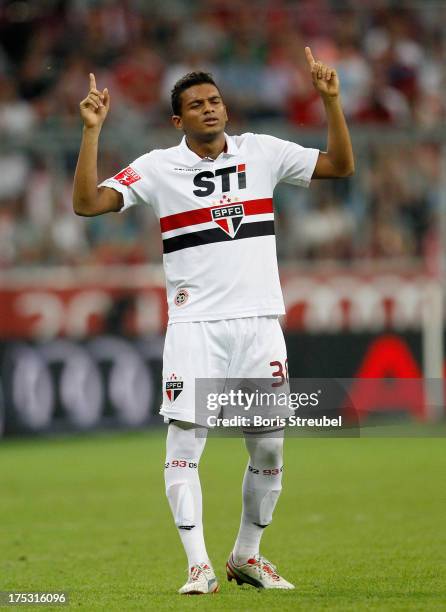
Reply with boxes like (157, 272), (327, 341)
(165, 481), (196, 529)
(166, 422), (206, 462)
(248, 436), (283, 466)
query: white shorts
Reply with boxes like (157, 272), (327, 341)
(159, 316), (288, 425)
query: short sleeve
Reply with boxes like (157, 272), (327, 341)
(255, 134), (319, 188)
(98, 152), (156, 213)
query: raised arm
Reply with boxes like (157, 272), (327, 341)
(304, 47), (355, 179)
(73, 73), (123, 216)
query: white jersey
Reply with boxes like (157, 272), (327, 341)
(99, 132), (319, 323)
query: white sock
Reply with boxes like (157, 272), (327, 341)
(233, 515), (264, 565)
(233, 432), (284, 565)
(164, 421), (209, 569)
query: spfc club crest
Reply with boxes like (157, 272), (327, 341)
(211, 203), (245, 238)
(166, 373), (183, 402)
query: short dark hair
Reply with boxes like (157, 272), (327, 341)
(171, 71), (221, 116)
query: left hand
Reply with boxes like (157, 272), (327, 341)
(305, 46), (339, 99)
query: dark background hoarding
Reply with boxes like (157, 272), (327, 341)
(1, 331), (442, 438)
(286, 332), (422, 378)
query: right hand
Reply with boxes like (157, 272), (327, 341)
(79, 73), (110, 129)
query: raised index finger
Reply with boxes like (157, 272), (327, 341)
(305, 46), (315, 67)
(89, 73), (97, 91)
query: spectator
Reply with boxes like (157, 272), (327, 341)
(0, 0), (443, 267)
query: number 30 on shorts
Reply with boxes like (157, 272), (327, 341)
(269, 359), (288, 387)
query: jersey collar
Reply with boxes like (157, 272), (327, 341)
(179, 133), (239, 167)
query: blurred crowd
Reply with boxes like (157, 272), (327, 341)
(0, 0), (444, 268)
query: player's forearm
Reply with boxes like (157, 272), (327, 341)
(322, 96), (355, 176)
(73, 126), (102, 215)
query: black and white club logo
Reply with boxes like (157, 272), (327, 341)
(211, 203), (245, 238)
(166, 374), (183, 402)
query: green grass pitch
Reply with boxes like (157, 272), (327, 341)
(1, 430), (445, 611)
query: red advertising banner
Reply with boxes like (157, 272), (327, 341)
(0, 265), (438, 339)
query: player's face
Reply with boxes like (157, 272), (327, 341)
(172, 83), (228, 140)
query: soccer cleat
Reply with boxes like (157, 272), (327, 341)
(226, 553), (295, 589)
(178, 562), (220, 595)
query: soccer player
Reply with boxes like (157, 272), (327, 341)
(73, 47), (354, 594)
